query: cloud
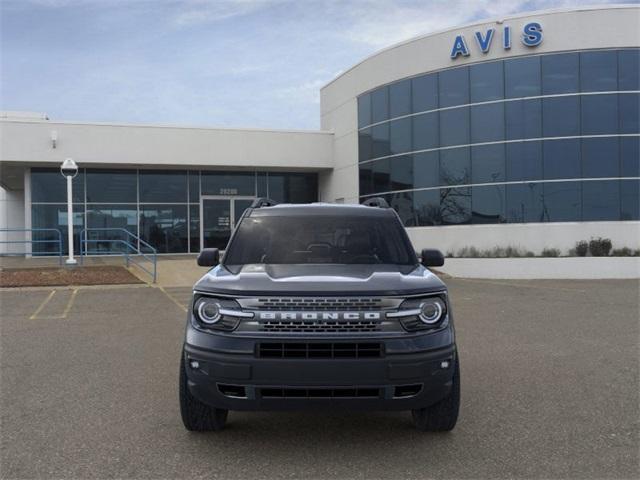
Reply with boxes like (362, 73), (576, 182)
(171, 0), (284, 27)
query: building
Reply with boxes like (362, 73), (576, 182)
(1, 5), (638, 257)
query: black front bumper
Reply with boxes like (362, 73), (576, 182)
(183, 325), (456, 411)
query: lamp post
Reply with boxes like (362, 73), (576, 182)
(60, 158), (78, 265)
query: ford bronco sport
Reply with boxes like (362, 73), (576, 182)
(179, 198), (460, 431)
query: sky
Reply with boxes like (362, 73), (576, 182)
(0, 0), (630, 130)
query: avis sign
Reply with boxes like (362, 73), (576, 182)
(450, 22), (543, 59)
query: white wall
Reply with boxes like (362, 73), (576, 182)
(0, 186), (26, 254)
(406, 221), (640, 256)
(0, 120), (334, 171)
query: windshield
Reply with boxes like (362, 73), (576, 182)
(224, 215), (417, 266)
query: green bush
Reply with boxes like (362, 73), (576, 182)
(541, 248), (561, 257)
(589, 237), (612, 257)
(611, 247), (640, 257)
(574, 241), (589, 257)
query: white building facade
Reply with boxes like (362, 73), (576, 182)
(1, 5), (639, 256)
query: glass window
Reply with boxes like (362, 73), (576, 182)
(505, 56), (541, 98)
(189, 205), (200, 253)
(31, 168), (85, 203)
(506, 141), (543, 181)
(440, 147), (470, 186)
(86, 205), (137, 254)
(189, 171), (200, 202)
(31, 204), (84, 255)
(581, 51), (617, 92)
(371, 87), (389, 123)
(412, 112), (438, 151)
(582, 180), (620, 221)
(389, 117), (412, 155)
(201, 171), (255, 196)
(372, 158), (391, 193)
(472, 185), (505, 224)
(358, 93), (372, 128)
(543, 139), (581, 180)
(413, 151), (439, 189)
(439, 67), (469, 108)
(359, 128), (373, 162)
(619, 49), (640, 91)
(139, 205), (188, 253)
(139, 170), (187, 203)
(389, 191), (415, 226)
(582, 137), (619, 178)
(543, 182), (581, 222)
(359, 163), (373, 196)
(470, 61), (504, 102)
(619, 92), (639, 134)
(470, 102), (504, 143)
(390, 155), (413, 191)
(506, 183), (544, 223)
(541, 53), (579, 94)
(621, 137), (640, 177)
(440, 187), (471, 225)
(389, 79), (411, 118)
(439, 108), (469, 147)
(371, 123), (390, 159)
(86, 169), (136, 203)
(267, 173), (317, 203)
(581, 94), (618, 135)
(621, 179), (639, 220)
(256, 172), (268, 197)
(471, 144), (505, 184)
(505, 98), (542, 140)
(414, 189), (441, 226)
(412, 74), (438, 113)
(542, 96), (580, 137)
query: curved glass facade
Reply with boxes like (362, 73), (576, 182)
(358, 49), (640, 226)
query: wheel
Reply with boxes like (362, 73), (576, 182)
(179, 353), (228, 431)
(411, 357), (460, 432)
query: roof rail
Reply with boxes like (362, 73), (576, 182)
(362, 197), (390, 208)
(250, 197), (278, 208)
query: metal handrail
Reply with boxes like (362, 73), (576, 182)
(79, 228), (157, 283)
(0, 228), (64, 265)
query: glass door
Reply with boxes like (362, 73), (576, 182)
(200, 196), (254, 250)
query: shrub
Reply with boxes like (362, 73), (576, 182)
(541, 248), (561, 257)
(446, 250), (455, 258)
(574, 241), (589, 257)
(589, 237), (612, 257)
(611, 247), (640, 257)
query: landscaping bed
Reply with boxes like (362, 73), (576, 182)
(0, 266), (143, 287)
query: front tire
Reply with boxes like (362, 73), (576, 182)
(411, 357), (460, 432)
(179, 352), (228, 431)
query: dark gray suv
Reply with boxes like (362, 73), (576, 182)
(179, 198), (460, 431)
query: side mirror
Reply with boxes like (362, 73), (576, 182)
(420, 248), (444, 267)
(197, 248), (220, 267)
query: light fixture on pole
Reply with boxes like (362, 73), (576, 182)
(60, 158), (78, 265)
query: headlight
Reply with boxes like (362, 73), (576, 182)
(192, 294), (254, 331)
(387, 294), (448, 331)
(419, 298), (445, 324)
(196, 298), (221, 324)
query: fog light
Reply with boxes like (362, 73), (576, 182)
(189, 360), (200, 369)
(440, 360), (450, 369)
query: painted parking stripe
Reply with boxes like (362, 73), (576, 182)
(30, 288), (79, 320)
(29, 290), (56, 320)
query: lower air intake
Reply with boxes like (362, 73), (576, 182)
(260, 387), (381, 398)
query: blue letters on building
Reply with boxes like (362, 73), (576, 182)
(450, 35), (470, 59)
(522, 22), (543, 47)
(451, 22), (543, 59)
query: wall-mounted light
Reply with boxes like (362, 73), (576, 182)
(51, 130), (58, 149)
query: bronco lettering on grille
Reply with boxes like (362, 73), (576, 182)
(258, 312), (382, 321)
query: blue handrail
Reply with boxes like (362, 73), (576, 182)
(79, 228), (157, 283)
(0, 228), (64, 265)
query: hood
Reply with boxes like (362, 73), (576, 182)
(193, 264), (446, 296)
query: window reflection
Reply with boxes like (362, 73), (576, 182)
(412, 112), (439, 151)
(471, 144), (505, 184)
(542, 53), (579, 94)
(542, 96), (580, 137)
(389, 79), (411, 118)
(412, 74), (438, 113)
(440, 148), (470, 186)
(139, 170), (187, 203)
(86, 169), (136, 203)
(621, 180), (640, 220)
(439, 67), (469, 108)
(543, 182), (581, 222)
(582, 137), (619, 178)
(139, 205), (188, 253)
(413, 189), (441, 226)
(580, 51), (618, 92)
(506, 183), (544, 223)
(543, 139), (581, 180)
(440, 187), (471, 225)
(470, 61), (504, 102)
(582, 180), (620, 221)
(32, 169), (85, 203)
(472, 185), (505, 224)
(581, 95), (618, 135)
(505, 56), (541, 98)
(389, 117), (412, 155)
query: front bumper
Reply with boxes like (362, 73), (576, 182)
(183, 326), (456, 411)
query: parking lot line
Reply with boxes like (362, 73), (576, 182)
(157, 286), (188, 313)
(29, 290), (56, 319)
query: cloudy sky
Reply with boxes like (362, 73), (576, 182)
(0, 0), (628, 129)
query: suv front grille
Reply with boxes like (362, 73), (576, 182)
(260, 319), (381, 333)
(258, 342), (384, 359)
(237, 297), (402, 311)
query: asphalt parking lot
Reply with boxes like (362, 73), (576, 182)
(1, 278), (638, 479)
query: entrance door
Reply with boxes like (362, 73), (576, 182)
(200, 196), (254, 250)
